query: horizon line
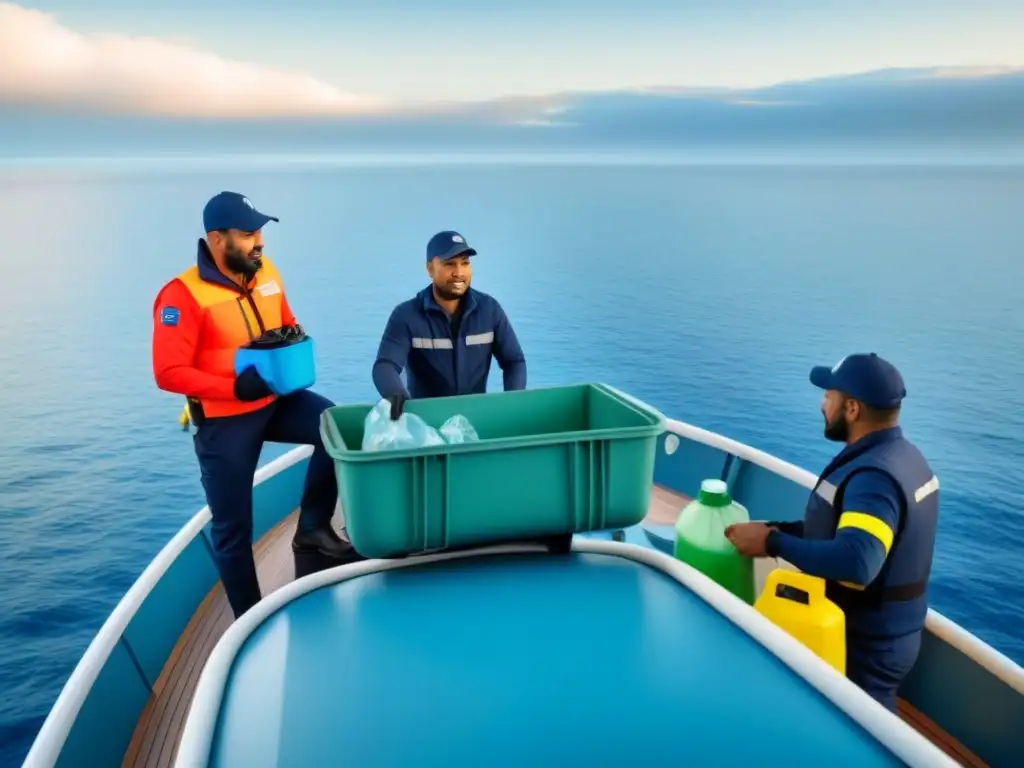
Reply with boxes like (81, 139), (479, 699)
(3, 147), (1024, 173)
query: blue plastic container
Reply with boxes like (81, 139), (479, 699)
(234, 336), (317, 396)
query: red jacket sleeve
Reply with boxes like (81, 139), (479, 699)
(152, 279), (237, 400)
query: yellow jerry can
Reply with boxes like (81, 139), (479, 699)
(755, 568), (846, 675)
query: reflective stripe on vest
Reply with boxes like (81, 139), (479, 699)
(803, 430), (939, 613)
(410, 331), (494, 351)
(178, 257), (285, 419)
(412, 337), (454, 349)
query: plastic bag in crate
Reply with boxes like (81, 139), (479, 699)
(362, 399), (444, 451)
(439, 414), (480, 444)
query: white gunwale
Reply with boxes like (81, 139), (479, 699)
(174, 538), (957, 768)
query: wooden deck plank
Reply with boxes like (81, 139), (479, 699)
(897, 699), (988, 768)
(123, 513), (298, 768)
(121, 486), (984, 768)
(646, 485), (690, 525)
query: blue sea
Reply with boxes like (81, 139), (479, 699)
(1, 154), (1023, 765)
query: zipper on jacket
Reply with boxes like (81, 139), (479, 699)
(448, 314), (459, 387)
(447, 301), (473, 391)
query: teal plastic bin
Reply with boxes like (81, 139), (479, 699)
(319, 383), (667, 559)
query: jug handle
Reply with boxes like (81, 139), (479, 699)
(775, 583), (812, 605)
(772, 571), (827, 605)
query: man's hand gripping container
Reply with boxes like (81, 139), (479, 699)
(319, 383), (667, 559)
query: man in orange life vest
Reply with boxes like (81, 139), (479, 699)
(151, 191), (356, 619)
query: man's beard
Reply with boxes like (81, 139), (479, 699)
(434, 282), (467, 301)
(824, 413), (850, 442)
(225, 242), (263, 277)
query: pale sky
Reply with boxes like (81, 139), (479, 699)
(3, 0), (1023, 117)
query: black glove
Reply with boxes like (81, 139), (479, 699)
(386, 393), (408, 420)
(235, 366), (273, 401)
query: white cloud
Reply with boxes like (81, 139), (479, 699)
(0, 2), (387, 117)
(510, 104), (576, 127)
(922, 66), (1024, 80)
(723, 98), (805, 107)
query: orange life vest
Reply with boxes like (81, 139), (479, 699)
(179, 256), (286, 419)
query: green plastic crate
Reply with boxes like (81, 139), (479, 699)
(319, 383), (667, 559)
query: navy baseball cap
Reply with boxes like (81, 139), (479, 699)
(427, 230), (477, 262)
(203, 191), (279, 233)
(809, 353), (907, 409)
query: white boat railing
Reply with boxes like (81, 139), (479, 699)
(663, 418), (1024, 697)
(21, 447), (314, 768)
(176, 539), (959, 768)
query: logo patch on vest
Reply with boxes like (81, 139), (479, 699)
(256, 280), (281, 297)
(160, 307), (180, 326)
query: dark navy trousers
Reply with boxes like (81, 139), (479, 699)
(846, 630), (923, 712)
(193, 389), (337, 618)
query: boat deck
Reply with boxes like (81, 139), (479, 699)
(207, 551), (902, 767)
(122, 486), (985, 767)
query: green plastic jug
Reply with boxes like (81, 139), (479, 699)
(673, 479), (756, 604)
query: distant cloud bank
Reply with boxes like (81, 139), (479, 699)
(0, 2), (385, 117)
(0, 0), (1022, 150)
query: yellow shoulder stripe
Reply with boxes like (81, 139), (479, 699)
(837, 511), (894, 554)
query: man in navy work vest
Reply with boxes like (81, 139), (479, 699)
(372, 230), (527, 417)
(725, 353), (940, 713)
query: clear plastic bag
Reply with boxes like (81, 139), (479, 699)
(439, 414), (480, 444)
(361, 399), (444, 452)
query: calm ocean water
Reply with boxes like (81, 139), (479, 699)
(1, 157), (1022, 765)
